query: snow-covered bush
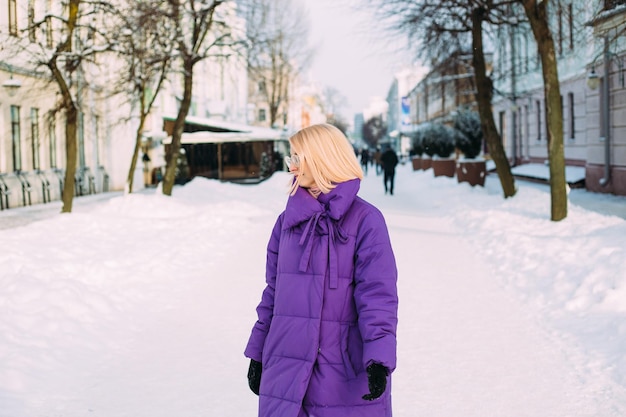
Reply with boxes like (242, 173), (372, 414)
(453, 110), (483, 159)
(420, 123), (455, 158)
(410, 128), (424, 156)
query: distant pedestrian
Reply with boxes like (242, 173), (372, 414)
(381, 147), (399, 195)
(360, 148), (370, 174)
(374, 148), (382, 175)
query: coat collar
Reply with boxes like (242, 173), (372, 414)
(282, 178), (360, 230)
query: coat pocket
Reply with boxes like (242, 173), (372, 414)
(340, 323), (364, 379)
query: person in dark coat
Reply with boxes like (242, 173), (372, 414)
(381, 147), (399, 195)
(360, 148), (370, 174)
(373, 148), (382, 175)
(245, 123), (398, 417)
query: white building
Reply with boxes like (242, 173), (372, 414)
(385, 66), (428, 155)
(0, 0), (250, 209)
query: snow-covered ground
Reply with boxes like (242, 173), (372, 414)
(1, 163), (625, 417)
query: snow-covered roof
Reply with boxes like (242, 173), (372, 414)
(163, 130), (286, 145)
(161, 115), (287, 144)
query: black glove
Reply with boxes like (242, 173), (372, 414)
(362, 363), (388, 401)
(247, 359), (262, 395)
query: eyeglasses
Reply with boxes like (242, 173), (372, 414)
(284, 154), (301, 167)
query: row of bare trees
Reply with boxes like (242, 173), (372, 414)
(361, 0), (568, 221)
(3, 0), (311, 213)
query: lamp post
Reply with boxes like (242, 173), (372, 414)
(587, 36), (611, 186)
(2, 68), (22, 97)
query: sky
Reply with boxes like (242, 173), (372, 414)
(304, 0), (415, 121)
(1, 162), (626, 416)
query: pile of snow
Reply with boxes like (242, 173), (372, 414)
(1, 164), (625, 416)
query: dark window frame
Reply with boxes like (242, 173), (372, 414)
(11, 105), (22, 171)
(31, 108), (40, 170)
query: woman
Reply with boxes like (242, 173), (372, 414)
(245, 123), (398, 417)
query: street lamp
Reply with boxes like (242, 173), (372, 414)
(2, 72), (22, 97)
(587, 35), (612, 186)
(587, 67), (600, 90)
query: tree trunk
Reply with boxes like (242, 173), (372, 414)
(471, 7), (516, 198)
(162, 63), (193, 196)
(52, 0), (80, 213)
(126, 119), (145, 194)
(48, 68), (78, 213)
(126, 104), (147, 194)
(61, 101), (78, 213)
(521, 0), (567, 221)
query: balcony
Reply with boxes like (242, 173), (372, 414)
(589, 0), (626, 35)
(605, 0), (626, 10)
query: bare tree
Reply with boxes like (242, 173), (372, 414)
(241, 0), (313, 128)
(470, 4), (517, 199)
(518, 0), (567, 221)
(160, 0), (238, 196)
(320, 86), (348, 119)
(360, 0), (517, 198)
(111, 0), (175, 194)
(319, 86), (350, 135)
(362, 115), (387, 148)
(4, 0), (119, 212)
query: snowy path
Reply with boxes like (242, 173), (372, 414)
(2, 165), (626, 416)
(385, 213), (620, 416)
(359, 170), (626, 416)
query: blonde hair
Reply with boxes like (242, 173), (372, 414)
(288, 123), (363, 195)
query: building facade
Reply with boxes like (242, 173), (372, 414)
(386, 67), (428, 156)
(491, 0), (626, 195)
(0, 0), (251, 210)
(395, 1), (626, 196)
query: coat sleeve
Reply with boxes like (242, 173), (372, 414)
(353, 209), (398, 372)
(244, 213), (283, 362)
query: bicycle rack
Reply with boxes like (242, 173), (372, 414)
(37, 170), (51, 203)
(84, 167), (96, 194)
(16, 171), (32, 207)
(99, 166), (109, 192)
(0, 174), (11, 210)
(75, 169), (84, 197)
(53, 169), (64, 199)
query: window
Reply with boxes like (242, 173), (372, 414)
(45, 0), (53, 48)
(28, 0), (36, 42)
(605, 0), (626, 11)
(536, 100), (542, 140)
(524, 104), (530, 155)
(78, 112), (86, 168)
(31, 108), (40, 170)
(258, 108), (266, 122)
(48, 114), (57, 168)
(568, 4), (574, 51)
(600, 79), (607, 139)
(543, 97), (544, 142)
(557, 5), (563, 55)
(94, 115), (101, 167)
(568, 93), (575, 139)
(11, 105), (22, 171)
(522, 31), (529, 73)
(499, 111), (507, 146)
(9, 0), (18, 36)
(258, 81), (266, 95)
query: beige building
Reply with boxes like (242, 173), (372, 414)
(247, 70), (325, 134)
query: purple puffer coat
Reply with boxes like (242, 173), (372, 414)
(245, 178), (398, 417)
